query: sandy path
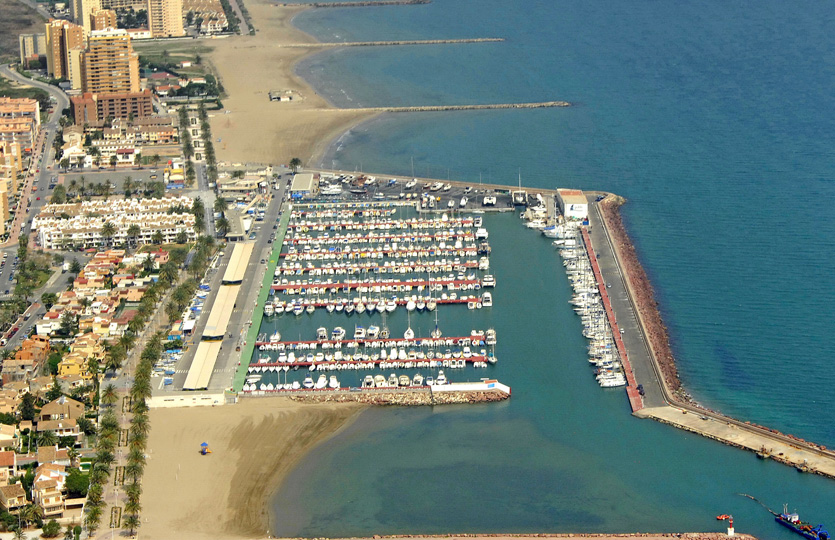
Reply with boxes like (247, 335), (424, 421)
(142, 397), (364, 540)
(207, 0), (376, 167)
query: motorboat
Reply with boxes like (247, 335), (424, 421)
(303, 375), (314, 389)
(269, 331), (281, 342)
(316, 327), (328, 341)
(332, 326), (346, 340)
(434, 370), (448, 385)
(328, 375), (340, 389)
(315, 374), (327, 389)
(481, 292), (493, 307)
(263, 302), (274, 316)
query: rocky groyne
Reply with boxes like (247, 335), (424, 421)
(287, 389), (509, 406)
(302, 0), (431, 6)
(278, 38), (505, 48)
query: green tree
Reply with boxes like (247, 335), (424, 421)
(101, 383), (118, 408)
(152, 230), (164, 244)
(152, 154), (160, 168)
(42, 519), (62, 537)
(123, 513), (140, 535)
(127, 224), (141, 247)
(50, 184), (67, 204)
(110, 154), (118, 169)
(65, 469), (89, 498)
(76, 417), (95, 436)
(213, 197), (227, 213)
(19, 393), (36, 421)
(41, 292), (58, 308)
(59, 310), (78, 336)
(289, 157), (302, 173)
(215, 216), (229, 236)
(38, 430), (58, 447)
(70, 259), (82, 273)
(19, 503), (43, 528)
(100, 221), (116, 247)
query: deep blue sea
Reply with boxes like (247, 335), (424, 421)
(268, 0), (835, 537)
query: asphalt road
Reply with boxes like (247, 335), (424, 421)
(0, 64), (71, 240)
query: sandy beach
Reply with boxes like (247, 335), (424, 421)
(142, 397), (364, 540)
(207, 0), (377, 167)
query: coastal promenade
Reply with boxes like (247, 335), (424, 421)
(585, 194), (835, 479)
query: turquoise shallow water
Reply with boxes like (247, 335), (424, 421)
(266, 0), (835, 537)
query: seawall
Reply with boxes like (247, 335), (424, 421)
(590, 194), (835, 480)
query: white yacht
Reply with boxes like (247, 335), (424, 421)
(434, 370), (448, 385)
(316, 327), (328, 341)
(302, 375), (314, 389)
(459, 196), (468, 208)
(315, 374), (327, 389)
(269, 331), (281, 342)
(367, 325), (380, 339)
(482, 275), (496, 287)
(332, 326), (346, 340)
(354, 326), (366, 340)
(328, 375), (340, 389)
(263, 302), (274, 316)
(481, 292), (493, 307)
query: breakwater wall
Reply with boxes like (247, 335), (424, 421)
(594, 195), (835, 479)
(278, 38), (504, 48)
(243, 387), (510, 406)
(306, 534), (754, 540)
(324, 101), (571, 113)
(303, 0), (430, 7)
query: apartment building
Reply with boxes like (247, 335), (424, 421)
(18, 33), (47, 67)
(44, 19), (85, 82)
(147, 0), (185, 37)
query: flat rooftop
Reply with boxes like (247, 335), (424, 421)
(182, 341), (222, 390)
(222, 242), (254, 284)
(291, 172), (318, 193)
(202, 285), (240, 339)
(557, 188), (587, 205)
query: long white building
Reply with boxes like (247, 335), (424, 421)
(33, 196), (198, 249)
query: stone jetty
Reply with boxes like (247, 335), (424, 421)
(277, 38), (505, 48)
(324, 101), (571, 113)
(305, 0), (430, 6)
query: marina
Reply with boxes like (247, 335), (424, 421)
(241, 189), (508, 398)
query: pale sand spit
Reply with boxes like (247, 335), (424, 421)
(142, 397), (365, 540)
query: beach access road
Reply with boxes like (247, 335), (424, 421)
(142, 396), (364, 540)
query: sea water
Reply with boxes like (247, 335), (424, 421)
(269, 0), (835, 536)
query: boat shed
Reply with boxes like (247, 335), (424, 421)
(202, 285), (240, 340)
(290, 173), (320, 199)
(222, 242), (254, 284)
(182, 341), (222, 390)
(556, 189), (588, 220)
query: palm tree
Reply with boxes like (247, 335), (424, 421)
(159, 262), (178, 285)
(151, 230), (164, 244)
(152, 154), (160, 168)
(125, 460), (143, 482)
(110, 154), (118, 169)
(13, 527), (25, 540)
(215, 216), (229, 236)
(130, 414), (150, 438)
(101, 383), (118, 408)
(128, 447), (146, 466)
(68, 178), (77, 197)
(123, 499), (141, 516)
(20, 503), (43, 528)
(78, 175), (86, 198)
(100, 221), (116, 247)
(124, 480), (142, 501)
(38, 430), (58, 447)
(213, 197), (228, 213)
(289, 157), (302, 173)
(134, 152), (142, 168)
(84, 504), (102, 534)
(127, 224), (141, 247)
(123, 513), (141, 535)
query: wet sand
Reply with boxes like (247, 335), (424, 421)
(207, 0), (377, 167)
(142, 397), (365, 540)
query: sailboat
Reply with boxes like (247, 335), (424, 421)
(380, 312), (390, 339)
(430, 310), (442, 339)
(513, 169), (526, 206)
(404, 312), (415, 340)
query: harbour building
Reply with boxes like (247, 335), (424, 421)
(289, 172), (320, 199)
(556, 188), (589, 221)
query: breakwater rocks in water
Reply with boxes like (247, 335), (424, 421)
(288, 390), (508, 406)
(303, 533), (755, 540)
(298, 0), (430, 7)
(324, 101), (571, 113)
(278, 38), (505, 48)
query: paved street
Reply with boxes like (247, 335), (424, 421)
(0, 64), (70, 246)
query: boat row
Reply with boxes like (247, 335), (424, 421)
(247, 356), (493, 372)
(242, 370), (456, 393)
(287, 217), (478, 232)
(275, 259), (482, 276)
(264, 291), (493, 316)
(257, 327), (497, 348)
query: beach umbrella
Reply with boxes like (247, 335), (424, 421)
(200, 442), (208, 447)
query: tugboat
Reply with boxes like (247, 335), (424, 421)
(775, 505), (830, 540)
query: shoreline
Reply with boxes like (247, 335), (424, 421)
(142, 398), (366, 540)
(207, 0), (379, 166)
